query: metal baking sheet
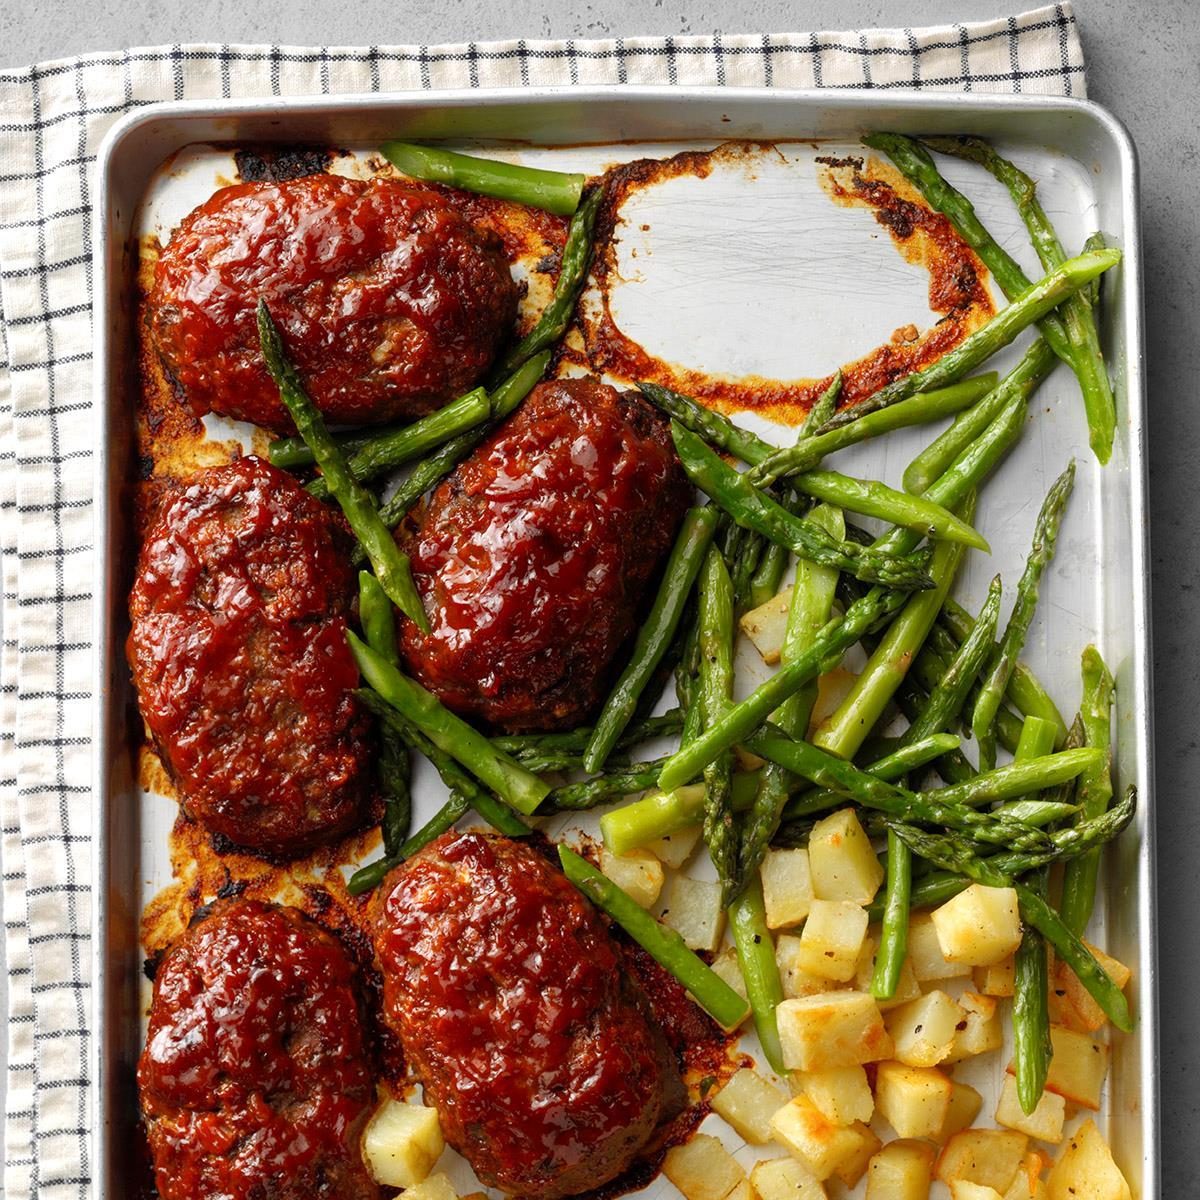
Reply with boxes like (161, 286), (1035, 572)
(92, 88), (1155, 1199)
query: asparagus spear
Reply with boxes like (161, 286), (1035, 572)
(729, 879), (786, 1072)
(373, 350), (550, 534)
(1060, 646), (1117, 935)
(258, 301), (429, 630)
(672, 423), (933, 590)
(347, 792), (470, 896)
(922, 134), (1117, 462)
(697, 547), (738, 899)
(558, 845), (750, 1028)
(382, 141), (585, 215)
(348, 632), (549, 814)
(814, 247), (1119, 434)
(544, 759), (668, 811)
(973, 462), (1075, 768)
(493, 709), (683, 757)
(359, 572), (412, 855)
(493, 186), (603, 379)
(583, 508), (717, 772)
(736, 504), (843, 896)
(903, 340), (1056, 496)
(307, 388), (490, 500)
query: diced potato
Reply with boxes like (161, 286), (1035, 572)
(854, 936), (921, 1010)
(886, 990), (964, 1068)
(662, 875), (725, 952)
(949, 1184), (1003, 1200)
(797, 899), (869, 982)
(865, 1139), (935, 1200)
(403, 1175), (459, 1200)
(1046, 1120), (1131, 1200)
(749, 1156), (828, 1200)
(663, 1133), (747, 1200)
(833, 1122), (882, 1188)
(937, 1081), (984, 1145)
(808, 809), (884, 904)
(776, 935), (833, 999)
(741, 586), (794, 665)
(945, 991), (1004, 1064)
(762, 848), (815, 929)
(935, 1130), (1029, 1193)
(1054, 944), (1131, 1033)
(776, 991), (892, 1071)
(362, 1100), (445, 1189)
(599, 847), (664, 908)
(712, 1068), (788, 1145)
(1002, 1152), (1050, 1200)
(649, 822), (704, 869)
(874, 1062), (952, 1140)
(994, 1076), (1066, 1144)
(711, 949), (750, 1008)
(794, 1065), (873, 1125)
(907, 913), (971, 981)
(974, 957), (1016, 997)
(726, 1179), (753, 1200)
(769, 1094), (864, 1181)
(931, 885), (1023, 966)
(810, 669), (857, 735)
(1033, 1025), (1110, 1110)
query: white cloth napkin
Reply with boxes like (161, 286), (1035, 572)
(0, 6), (1085, 1197)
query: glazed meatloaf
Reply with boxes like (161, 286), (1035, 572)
(399, 377), (691, 731)
(127, 456), (371, 855)
(373, 831), (684, 1199)
(146, 174), (518, 431)
(138, 899), (380, 1200)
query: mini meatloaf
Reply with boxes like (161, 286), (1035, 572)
(127, 456), (371, 855)
(138, 899), (380, 1200)
(399, 377), (691, 731)
(373, 831), (683, 1199)
(146, 174), (518, 431)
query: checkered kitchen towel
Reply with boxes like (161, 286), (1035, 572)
(0, 6), (1084, 1197)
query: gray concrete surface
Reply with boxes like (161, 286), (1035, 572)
(2, 0), (1196, 1192)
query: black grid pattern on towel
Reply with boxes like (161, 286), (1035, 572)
(0, 6), (1083, 1197)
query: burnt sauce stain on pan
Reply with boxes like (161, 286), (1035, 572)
(581, 143), (995, 425)
(233, 144), (338, 183)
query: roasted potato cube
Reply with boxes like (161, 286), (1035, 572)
(663, 1133), (747, 1200)
(741, 587), (794, 665)
(662, 875), (725, 952)
(937, 1081), (984, 1145)
(599, 847), (664, 908)
(1033, 1025), (1109, 1110)
(865, 1139), (935, 1200)
(797, 899), (869, 982)
(404, 1175), (459, 1200)
(874, 1062), (953, 1140)
(1002, 1151), (1050, 1200)
(974, 957), (1017, 997)
(362, 1100), (446, 1189)
(793, 1065), (873, 1125)
(907, 913), (972, 981)
(649, 821), (704, 869)
(776, 991), (892, 1071)
(931, 885), (1022, 966)
(833, 1122), (882, 1188)
(1046, 1120), (1131, 1200)
(776, 934), (832, 999)
(808, 809), (884, 904)
(712, 1068), (788, 1145)
(945, 991), (1004, 1063)
(994, 1076), (1065, 1145)
(1053, 944), (1131, 1032)
(935, 1129), (1029, 1193)
(762, 848), (815, 929)
(885, 990), (964, 1067)
(711, 948), (750, 1010)
(855, 936), (921, 1010)
(949, 1184), (1003, 1200)
(770, 1094), (864, 1181)
(749, 1156), (828, 1200)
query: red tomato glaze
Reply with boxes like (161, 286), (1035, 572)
(138, 899), (380, 1200)
(373, 832), (683, 1199)
(400, 378), (691, 732)
(127, 457), (371, 855)
(147, 175), (518, 431)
